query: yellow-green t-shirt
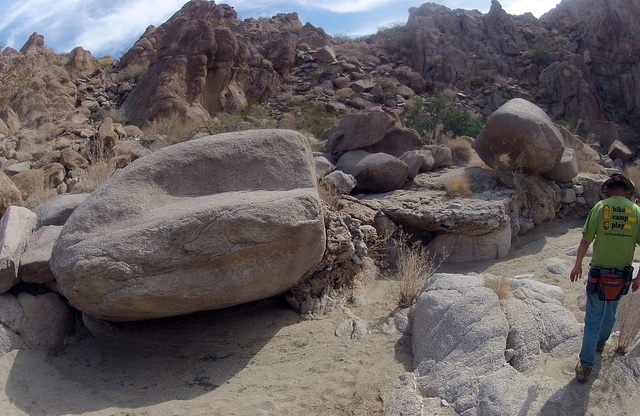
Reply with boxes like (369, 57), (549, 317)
(583, 195), (640, 268)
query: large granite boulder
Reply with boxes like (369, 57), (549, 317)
(19, 225), (62, 284)
(473, 98), (565, 174)
(504, 278), (581, 372)
(50, 129), (326, 321)
(362, 188), (511, 237)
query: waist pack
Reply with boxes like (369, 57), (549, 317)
(587, 266), (633, 301)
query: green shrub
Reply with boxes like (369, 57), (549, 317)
(278, 102), (341, 138)
(403, 95), (484, 144)
(530, 43), (553, 65)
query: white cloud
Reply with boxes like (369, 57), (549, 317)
(501, 0), (561, 17)
(67, 0), (185, 54)
(225, 0), (395, 14)
(0, 0), (564, 56)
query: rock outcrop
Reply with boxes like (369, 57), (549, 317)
(50, 130), (326, 321)
(397, 0), (640, 146)
(386, 272), (581, 415)
(121, 1), (333, 127)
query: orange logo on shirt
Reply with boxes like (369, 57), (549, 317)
(603, 205), (611, 220)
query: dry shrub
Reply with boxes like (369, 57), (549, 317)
(431, 123), (455, 145)
(448, 137), (473, 163)
(441, 88), (458, 102)
(143, 114), (200, 148)
(393, 233), (441, 308)
(115, 63), (147, 82)
(445, 175), (471, 197)
(494, 152), (556, 216)
(76, 161), (116, 193)
(24, 188), (58, 210)
(317, 179), (341, 210)
(616, 290), (640, 354)
(576, 149), (602, 174)
(467, 159), (490, 169)
(367, 223), (397, 269)
(202, 104), (276, 136)
(484, 276), (512, 300)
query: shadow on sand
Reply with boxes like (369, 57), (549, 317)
(537, 360), (599, 416)
(5, 296), (299, 415)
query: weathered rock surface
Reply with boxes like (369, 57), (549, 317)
(321, 108), (396, 156)
(0, 292), (73, 352)
(121, 2), (329, 127)
(0, 206), (37, 293)
(361, 126), (423, 158)
(401, 0), (640, 145)
(50, 130), (326, 321)
(19, 225), (62, 284)
(33, 193), (90, 228)
(337, 150), (409, 193)
(403, 272), (581, 415)
(504, 278), (581, 372)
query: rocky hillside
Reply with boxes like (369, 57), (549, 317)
(1, 0), (639, 134)
(0, 0), (639, 209)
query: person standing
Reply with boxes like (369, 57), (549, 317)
(570, 173), (640, 382)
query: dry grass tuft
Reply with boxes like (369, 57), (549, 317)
(393, 233), (441, 308)
(73, 145), (118, 193)
(616, 290), (640, 354)
(445, 175), (471, 197)
(76, 162), (116, 193)
(576, 149), (602, 174)
(493, 152), (557, 218)
(317, 179), (342, 210)
(447, 137), (473, 163)
(143, 114), (200, 148)
(24, 188), (58, 210)
(484, 276), (512, 300)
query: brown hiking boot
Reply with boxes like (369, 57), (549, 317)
(596, 340), (606, 352)
(575, 362), (592, 382)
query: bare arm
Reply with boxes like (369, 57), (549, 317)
(634, 245), (640, 292)
(570, 238), (591, 282)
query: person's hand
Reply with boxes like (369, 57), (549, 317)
(632, 277), (640, 292)
(570, 265), (582, 282)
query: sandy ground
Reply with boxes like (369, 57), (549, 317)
(1, 216), (639, 415)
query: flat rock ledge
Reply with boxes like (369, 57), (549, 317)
(361, 189), (514, 262)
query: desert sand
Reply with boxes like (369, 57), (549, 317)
(1, 216), (639, 415)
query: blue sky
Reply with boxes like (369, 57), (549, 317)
(0, 0), (561, 58)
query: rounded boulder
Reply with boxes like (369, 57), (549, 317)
(50, 130), (326, 321)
